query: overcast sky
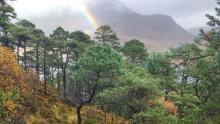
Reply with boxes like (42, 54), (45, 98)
(120, 0), (216, 29)
(12, 0), (216, 29)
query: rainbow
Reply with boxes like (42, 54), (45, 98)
(80, 3), (99, 29)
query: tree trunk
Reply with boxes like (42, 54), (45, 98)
(75, 81), (81, 100)
(165, 89), (169, 101)
(111, 113), (114, 124)
(104, 108), (107, 124)
(76, 88), (97, 124)
(180, 72), (188, 97)
(63, 54), (69, 98)
(131, 56), (136, 64)
(50, 67), (55, 87)
(24, 41), (27, 70)
(57, 67), (61, 96)
(75, 52), (79, 61)
(17, 42), (20, 63)
(77, 105), (83, 124)
(63, 66), (66, 98)
(193, 80), (199, 98)
(36, 40), (40, 77)
(4, 32), (9, 47)
(43, 45), (47, 95)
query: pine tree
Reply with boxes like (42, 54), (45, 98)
(0, 0), (16, 47)
(94, 25), (120, 50)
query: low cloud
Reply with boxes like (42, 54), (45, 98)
(12, 0), (217, 30)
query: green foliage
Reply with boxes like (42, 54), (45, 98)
(69, 31), (92, 59)
(97, 65), (159, 118)
(0, 0), (16, 47)
(122, 39), (148, 64)
(74, 43), (123, 82)
(146, 53), (171, 75)
(17, 19), (36, 29)
(0, 90), (19, 123)
(146, 52), (178, 101)
(69, 31), (91, 44)
(132, 105), (178, 124)
(72, 43), (123, 124)
(9, 25), (32, 42)
(94, 25), (120, 50)
(50, 26), (69, 41)
(0, 0), (16, 30)
(72, 43), (123, 102)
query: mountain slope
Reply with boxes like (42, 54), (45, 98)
(89, 0), (192, 39)
(88, 0), (194, 50)
(26, 0), (194, 50)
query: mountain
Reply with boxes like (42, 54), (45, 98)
(27, 0), (194, 50)
(88, 0), (194, 50)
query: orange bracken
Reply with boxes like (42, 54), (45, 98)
(0, 47), (25, 91)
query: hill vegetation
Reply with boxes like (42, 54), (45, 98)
(0, 46), (128, 124)
(0, 0), (220, 124)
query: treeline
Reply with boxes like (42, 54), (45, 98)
(1, 0), (220, 124)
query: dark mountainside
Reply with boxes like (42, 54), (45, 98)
(88, 0), (194, 50)
(29, 0), (194, 50)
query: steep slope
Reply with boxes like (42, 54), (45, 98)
(88, 0), (194, 50)
(22, 83), (128, 124)
(89, 0), (193, 40)
(0, 47), (128, 124)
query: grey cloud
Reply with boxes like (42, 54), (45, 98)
(119, 0), (216, 17)
(118, 0), (216, 28)
(14, 0), (218, 31)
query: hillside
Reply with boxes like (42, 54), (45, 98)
(21, 83), (127, 124)
(0, 47), (127, 124)
(0, 47), (178, 124)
